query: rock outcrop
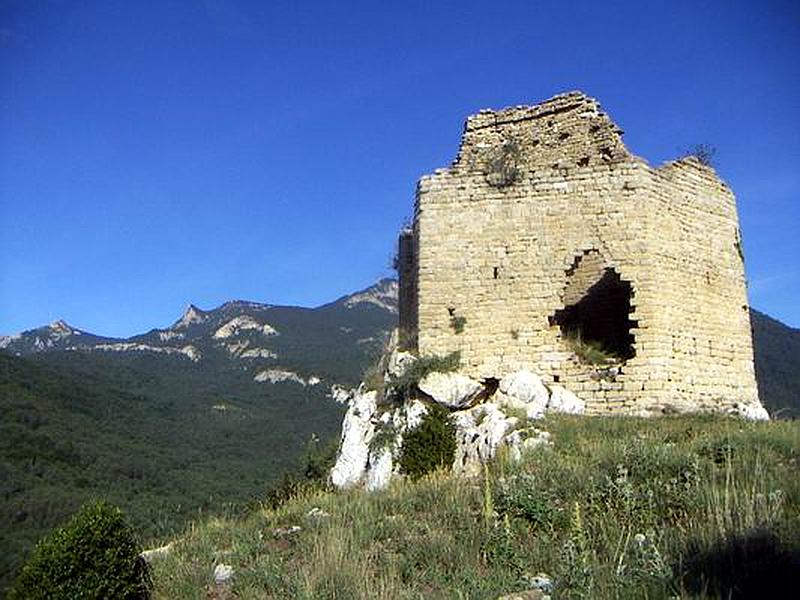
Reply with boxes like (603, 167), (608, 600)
(330, 333), (587, 491)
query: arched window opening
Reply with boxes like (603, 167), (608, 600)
(551, 251), (636, 363)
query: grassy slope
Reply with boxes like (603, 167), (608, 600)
(151, 415), (800, 599)
(0, 352), (344, 594)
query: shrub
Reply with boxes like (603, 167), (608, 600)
(399, 404), (457, 480)
(362, 362), (385, 394)
(386, 351), (460, 403)
(485, 140), (521, 187)
(564, 331), (617, 365)
(450, 315), (467, 334)
(681, 143), (717, 167)
(9, 500), (150, 600)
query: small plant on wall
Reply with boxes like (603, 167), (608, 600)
(450, 315), (467, 334)
(485, 139), (521, 188)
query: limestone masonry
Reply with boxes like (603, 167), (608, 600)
(398, 91), (764, 416)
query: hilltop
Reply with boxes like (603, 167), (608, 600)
(149, 414), (799, 599)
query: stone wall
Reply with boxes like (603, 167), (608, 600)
(399, 91), (763, 416)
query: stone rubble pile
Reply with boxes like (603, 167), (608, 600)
(330, 340), (585, 491)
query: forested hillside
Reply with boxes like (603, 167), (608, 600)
(751, 309), (800, 418)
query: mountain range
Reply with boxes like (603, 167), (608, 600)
(0, 279), (397, 591)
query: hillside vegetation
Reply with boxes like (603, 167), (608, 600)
(751, 309), (800, 418)
(0, 352), (344, 593)
(151, 415), (799, 599)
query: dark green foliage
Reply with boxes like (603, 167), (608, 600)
(494, 474), (567, 532)
(263, 435), (338, 510)
(369, 421), (397, 453)
(8, 501), (150, 600)
(485, 139), (521, 187)
(399, 404), (457, 480)
(386, 351), (460, 403)
(0, 350), (346, 592)
(449, 315), (467, 334)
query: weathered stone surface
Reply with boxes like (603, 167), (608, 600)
(730, 402), (770, 421)
(504, 427), (552, 461)
(498, 371), (549, 416)
(419, 371), (484, 408)
(387, 349), (416, 380)
(365, 447), (394, 492)
(330, 388), (377, 489)
(396, 91), (766, 418)
(494, 390), (544, 420)
(452, 403), (520, 476)
(213, 563), (234, 585)
(547, 385), (585, 414)
(140, 542), (174, 564)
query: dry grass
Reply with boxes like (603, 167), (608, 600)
(150, 415), (800, 599)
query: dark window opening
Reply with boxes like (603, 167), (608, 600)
(493, 266), (499, 279)
(552, 256), (636, 362)
(553, 375), (560, 383)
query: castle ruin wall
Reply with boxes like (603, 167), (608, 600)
(399, 92), (762, 416)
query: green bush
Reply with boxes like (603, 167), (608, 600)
(386, 351), (460, 403)
(9, 500), (150, 600)
(399, 404), (457, 480)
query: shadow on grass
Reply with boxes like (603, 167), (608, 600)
(679, 529), (799, 598)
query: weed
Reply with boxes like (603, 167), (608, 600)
(385, 351), (460, 403)
(563, 331), (619, 365)
(450, 315), (467, 334)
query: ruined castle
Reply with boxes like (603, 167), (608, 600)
(397, 91), (764, 416)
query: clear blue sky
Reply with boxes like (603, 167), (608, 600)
(1, 0), (798, 336)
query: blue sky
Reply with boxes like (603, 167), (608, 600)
(1, 0), (798, 336)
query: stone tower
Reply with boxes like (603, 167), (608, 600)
(397, 91), (764, 416)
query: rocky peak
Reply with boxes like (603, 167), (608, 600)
(49, 319), (80, 337)
(343, 278), (398, 313)
(173, 304), (208, 329)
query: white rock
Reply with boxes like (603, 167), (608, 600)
(329, 384), (354, 404)
(495, 390), (545, 420)
(499, 370), (550, 411)
(306, 507), (330, 520)
(365, 447), (394, 491)
(452, 403), (519, 476)
(173, 305), (206, 329)
(240, 347), (277, 359)
(140, 542), (174, 564)
(387, 349), (416, 379)
(213, 563), (234, 585)
(344, 279), (398, 313)
(547, 385), (585, 414)
(330, 389), (377, 489)
(401, 399), (428, 431)
(419, 371), (484, 408)
(213, 315), (278, 339)
(158, 330), (184, 342)
(88, 342), (201, 362)
(253, 369), (306, 385)
(731, 402), (770, 421)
